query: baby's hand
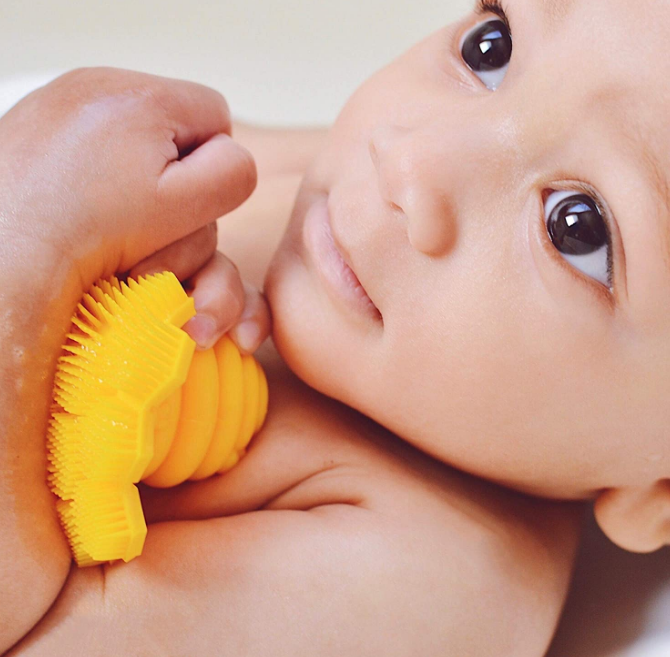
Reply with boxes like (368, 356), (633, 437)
(130, 226), (271, 353)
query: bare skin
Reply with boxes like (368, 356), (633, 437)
(2, 95), (583, 655)
(10, 348), (584, 656)
(6, 0), (670, 652)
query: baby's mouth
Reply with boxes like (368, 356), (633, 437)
(303, 194), (382, 323)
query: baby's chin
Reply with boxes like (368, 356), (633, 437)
(263, 228), (374, 421)
(264, 230), (328, 391)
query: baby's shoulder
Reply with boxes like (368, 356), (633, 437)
(264, 348), (584, 656)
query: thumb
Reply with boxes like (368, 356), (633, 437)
(157, 133), (257, 239)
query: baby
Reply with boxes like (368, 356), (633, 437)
(2, 0), (668, 655)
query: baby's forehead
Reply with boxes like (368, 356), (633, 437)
(522, 0), (670, 173)
(522, 0), (670, 79)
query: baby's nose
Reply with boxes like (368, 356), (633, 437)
(369, 124), (457, 257)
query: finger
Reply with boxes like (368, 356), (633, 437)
(228, 283), (272, 355)
(182, 252), (245, 350)
(158, 133), (257, 231)
(128, 223), (217, 282)
(142, 76), (232, 154)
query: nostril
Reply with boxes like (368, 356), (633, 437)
(370, 133), (406, 216)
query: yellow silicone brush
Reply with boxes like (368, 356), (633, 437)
(46, 272), (268, 567)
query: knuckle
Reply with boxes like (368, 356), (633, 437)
(130, 84), (168, 119)
(58, 67), (95, 83)
(55, 67), (117, 93)
(187, 80), (230, 118)
(52, 68), (160, 123)
(50, 68), (95, 100)
(53, 68), (82, 87)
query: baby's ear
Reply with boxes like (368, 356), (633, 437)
(594, 480), (670, 553)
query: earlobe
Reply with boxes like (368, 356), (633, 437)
(594, 480), (670, 553)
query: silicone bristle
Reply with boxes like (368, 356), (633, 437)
(127, 272), (195, 328)
(47, 272), (196, 566)
(57, 482), (146, 565)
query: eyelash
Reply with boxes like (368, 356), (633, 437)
(475, 0), (511, 31)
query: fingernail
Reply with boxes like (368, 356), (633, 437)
(185, 314), (218, 350)
(230, 320), (260, 353)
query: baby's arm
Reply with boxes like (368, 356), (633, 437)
(0, 68), (258, 653)
(232, 120), (329, 178)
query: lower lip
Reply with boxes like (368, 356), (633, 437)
(303, 196), (381, 322)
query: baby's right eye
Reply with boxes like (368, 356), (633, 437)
(460, 19), (512, 90)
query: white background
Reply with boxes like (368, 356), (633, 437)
(0, 1), (668, 655)
(0, 0), (471, 125)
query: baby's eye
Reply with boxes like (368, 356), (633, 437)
(544, 190), (612, 287)
(460, 19), (512, 90)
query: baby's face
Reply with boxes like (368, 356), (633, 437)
(266, 0), (670, 499)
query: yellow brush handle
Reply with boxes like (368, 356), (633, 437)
(142, 337), (267, 487)
(46, 272), (268, 567)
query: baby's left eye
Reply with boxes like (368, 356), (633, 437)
(544, 190), (612, 287)
(460, 19), (512, 90)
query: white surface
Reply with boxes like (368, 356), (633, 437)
(0, 71), (62, 117)
(0, 1), (668, 654)
(0, 0), (472, 125)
